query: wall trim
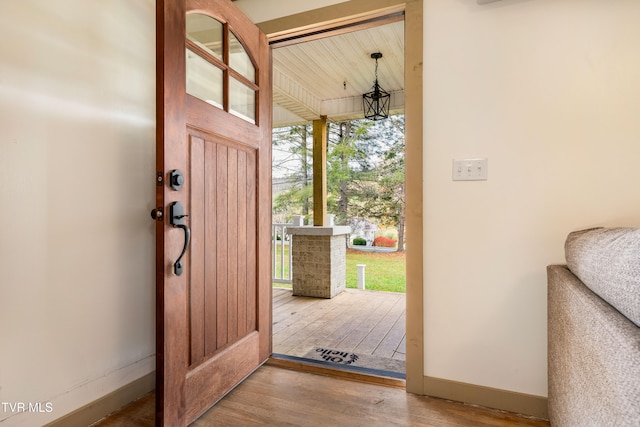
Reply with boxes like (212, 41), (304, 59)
(44, 372), (155, 427)
(423, 375), (548, 420)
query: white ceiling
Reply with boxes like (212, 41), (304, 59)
(271, 20), (405, 127)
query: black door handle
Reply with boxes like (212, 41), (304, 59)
(169, 201), (190, 276)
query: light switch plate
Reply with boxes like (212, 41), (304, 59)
(453, 158), (488, 181)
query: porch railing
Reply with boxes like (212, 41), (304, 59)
(272, 223), (292, 284)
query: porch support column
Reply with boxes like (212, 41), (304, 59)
(313, 115), (327, 226)
(287, 226), (351, 298)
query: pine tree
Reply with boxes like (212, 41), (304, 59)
(349, 115), (406, 250)
(272, 125), (313, 221)
(271, 115), (406, 251)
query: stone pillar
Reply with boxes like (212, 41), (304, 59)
(287, 226), (351, 298)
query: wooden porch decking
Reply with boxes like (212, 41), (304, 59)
(272, 287), (406, 373)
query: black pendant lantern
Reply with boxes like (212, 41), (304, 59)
(362, 52), (390, 121)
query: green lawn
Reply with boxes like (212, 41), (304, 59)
(272, 245), (406, 293)
(345, 249), (406, 292)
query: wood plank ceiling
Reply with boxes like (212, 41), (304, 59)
(271, 20), (405, 127)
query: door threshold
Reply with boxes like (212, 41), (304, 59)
(268, 353), (406, 389)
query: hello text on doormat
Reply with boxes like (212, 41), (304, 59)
(312, 348), (360, 365)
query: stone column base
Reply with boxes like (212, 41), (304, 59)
(287, 226), (351, 298)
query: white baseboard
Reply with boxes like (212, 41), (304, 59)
(423, 375), (548, 420)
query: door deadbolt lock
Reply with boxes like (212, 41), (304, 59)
(170, 169), (184, 191)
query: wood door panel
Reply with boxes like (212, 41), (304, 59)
(185, 332), (260, 423)
(227, 146), (239, 344)
(189, 136), (206, 365)
(215, 143), (229, 348)
(187, 96), (261, 148)
(237, 152), (248, 336)
(246, 151), (258, 333)
(203, 140), (218, 356)
(187, 130), (258, 366)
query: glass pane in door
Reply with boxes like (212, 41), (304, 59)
(186, 48), (223, 108)
(186, 13), (223, 61)
(229, 77), (255, 123)
(229, 31), (255, 83)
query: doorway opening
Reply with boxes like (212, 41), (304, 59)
(268, 15), (407, 381)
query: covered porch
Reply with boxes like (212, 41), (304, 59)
(272, 287), (406, 376)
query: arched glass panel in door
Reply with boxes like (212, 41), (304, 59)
(185, 13), (258, 124)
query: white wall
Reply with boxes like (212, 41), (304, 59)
(0, 1), (156, 425)
(424, 0), (640, 397)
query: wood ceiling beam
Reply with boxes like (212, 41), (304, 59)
(267, 12), (404, 48)
(258, 1), (406, 44)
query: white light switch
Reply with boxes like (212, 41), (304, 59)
(453, 158), (488, 181)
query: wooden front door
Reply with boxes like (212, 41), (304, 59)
(155, 1), (271, 425)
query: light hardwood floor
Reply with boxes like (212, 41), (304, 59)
(94, 290), (549, 426)
(94, 365), (549, 426)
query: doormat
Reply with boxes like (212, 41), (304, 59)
(303, 347), (405, 374)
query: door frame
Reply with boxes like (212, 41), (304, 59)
(259, 0), (424, 395)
